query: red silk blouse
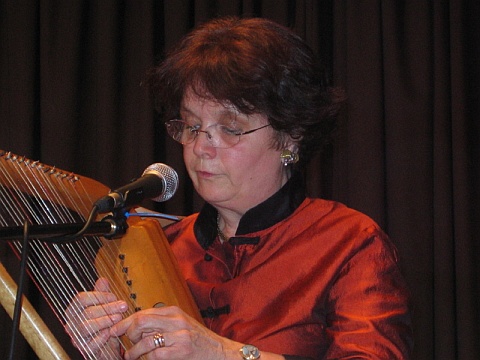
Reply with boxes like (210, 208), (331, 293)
(164, 175), (413, 359)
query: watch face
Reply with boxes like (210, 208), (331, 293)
(241, 345), (260, 359)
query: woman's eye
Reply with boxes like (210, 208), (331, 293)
(186, 124), (200, 133)
(220, 125), (242, 136)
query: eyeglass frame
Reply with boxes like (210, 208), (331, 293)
(164, 119), (271, 148)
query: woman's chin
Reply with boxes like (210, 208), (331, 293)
(198, 192), (229, 206)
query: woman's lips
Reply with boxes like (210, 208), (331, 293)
(196, 170), (215, 178)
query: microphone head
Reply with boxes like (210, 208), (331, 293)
(142, 163), (178, 202)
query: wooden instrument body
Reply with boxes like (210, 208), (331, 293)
(0, 261), (71, 359)
(0, 150), (201, 359)
(97, 215), (202, 322)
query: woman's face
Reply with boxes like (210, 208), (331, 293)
(181, 89), (291, 215)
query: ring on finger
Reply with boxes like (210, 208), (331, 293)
(153, 333), (165, 348)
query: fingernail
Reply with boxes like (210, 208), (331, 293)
(111, 314), (122, 323)
(118, 301), (128, 311)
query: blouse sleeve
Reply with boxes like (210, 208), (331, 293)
(324, 232), (414, 359)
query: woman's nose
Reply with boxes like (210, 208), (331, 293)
(192, 129), (217, 155)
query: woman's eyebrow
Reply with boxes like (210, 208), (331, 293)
(179, 105), (193, 116)
(179, 106), (246, 124)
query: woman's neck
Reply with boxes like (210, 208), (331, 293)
(216, 209), (241, 241)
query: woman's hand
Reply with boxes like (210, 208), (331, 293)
(65, 277), (128, 359)
(110, 305), (243, 360)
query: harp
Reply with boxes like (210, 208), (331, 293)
(0, 150), (201, 359)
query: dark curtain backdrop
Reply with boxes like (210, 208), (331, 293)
(1, 1), (478, 359)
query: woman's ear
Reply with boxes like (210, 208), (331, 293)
(287, 143), (299, 154)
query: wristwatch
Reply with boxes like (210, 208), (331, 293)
(240, 344), (261, 359)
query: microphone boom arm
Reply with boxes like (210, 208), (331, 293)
(0, 215), (128, 243)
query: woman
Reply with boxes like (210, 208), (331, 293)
(68, 17), (413, 359)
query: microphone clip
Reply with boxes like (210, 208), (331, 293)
(101, 208), (130, 240)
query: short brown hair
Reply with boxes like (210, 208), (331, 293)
(149, 17), (343, 167)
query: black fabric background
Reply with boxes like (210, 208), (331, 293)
(1, 1), (479, 359)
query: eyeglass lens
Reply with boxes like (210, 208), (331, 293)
(166, 121), (241, 148)
(165, 120), (270, 148)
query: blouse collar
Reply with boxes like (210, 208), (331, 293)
(193, 171), (306, 249)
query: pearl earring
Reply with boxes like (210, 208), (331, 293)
(280, 149), (299, 166)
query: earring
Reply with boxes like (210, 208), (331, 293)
(280, 149), (299, 166)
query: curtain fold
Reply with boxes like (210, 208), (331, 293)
(333, 1), (479, 359)
(1, 1), (478, 359)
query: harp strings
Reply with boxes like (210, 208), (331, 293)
(0, 152), (136, 359)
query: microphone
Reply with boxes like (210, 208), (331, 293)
(94, 163), (179, 213)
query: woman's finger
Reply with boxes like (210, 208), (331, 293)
(111, 306), (192, 340)
(94, 277), (111, 292)
(67, 313), (123, 338)
(72, 328), (121, 359)
(83, 300), (128, 319)
(123, 332), (171, 360)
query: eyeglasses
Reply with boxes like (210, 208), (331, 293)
(165, 119), (271, 148)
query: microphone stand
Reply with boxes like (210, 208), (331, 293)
(2, 208), (129, 360)
(0, 215), (128, 242)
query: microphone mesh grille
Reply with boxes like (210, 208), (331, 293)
(142, 163), (179, 202)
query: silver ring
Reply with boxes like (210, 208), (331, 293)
(153, 333), (165, 348)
